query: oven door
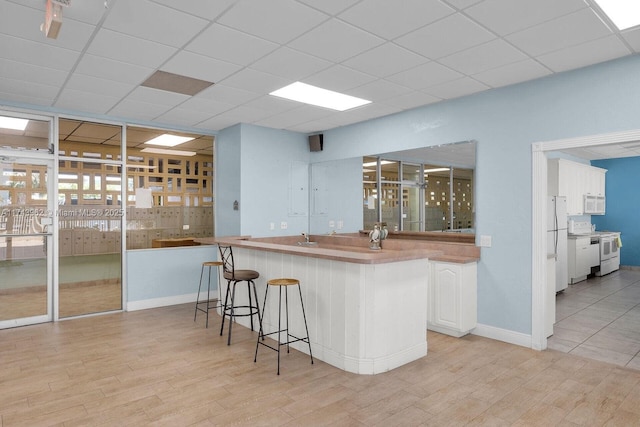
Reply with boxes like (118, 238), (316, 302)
(600, 236), (613, 261)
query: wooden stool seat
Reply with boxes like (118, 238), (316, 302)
(267, 278), (299, 286)
(255, 277), (313, 375)
(194, 261), (224, 328)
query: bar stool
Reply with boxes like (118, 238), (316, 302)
(218, 245), (261, 345)
(254, 278), (313, 375)
(193, 261), (223, 328)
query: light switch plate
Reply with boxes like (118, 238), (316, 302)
(280, 221), (287, 229)
(480, 235), (492, 247)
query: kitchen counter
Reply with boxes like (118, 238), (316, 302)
(197, 235), (478, 374)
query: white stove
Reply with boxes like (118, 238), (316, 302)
(568, 221), (621, 277)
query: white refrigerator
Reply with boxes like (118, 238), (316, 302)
(547, 196), (568, 293)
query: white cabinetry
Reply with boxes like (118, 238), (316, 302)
(548, 159), (606, 215)
(568, 236), (593, 284)
(428, 261), (477, 337)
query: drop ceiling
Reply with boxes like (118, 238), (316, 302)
(1, 0), (639, 161)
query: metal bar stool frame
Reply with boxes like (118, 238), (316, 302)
(254, 278), (314, 375)
(193, 261), (224, 328)
(218, 245), (261, 346)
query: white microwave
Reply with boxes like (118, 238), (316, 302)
(584, 194), (605, 215)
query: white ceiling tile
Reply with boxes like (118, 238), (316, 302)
(506, 8), (613, 57)
(218, 0), (328, 44)
(87, 29), (177, 68)
(103, 0), (209, 47)
(472, 59), (551, 88)
(177, 97), (235, 117)
(0, 76), (59, 101)
(347, 79), (413, 102)
(424, 77), (489, 99)
(288, 19), (385, 63)
(254, 105), (334, 130)
(162, 51), (242, 83)
(74, 54), (153, 85)
(537, 35), (631, 73)
(0, 1), (95, 51)
(154, 107), (218, 127)
(127, 87), (190, 106)
(304, 65), (377, 92)
(0, 34), (80, 72)
(0, 59), (67, 87)
(0, 89), (54, 106)
(342, 43), (429, 78)
(150, 0), (238, 20)
(219, 68), (291, 94)
(386, 62), (462, 90)
(242, 96), (300, 115)
(439, 39), (528, 75)
(195, 84), (261, 105)
(338, 0), (454, 39)
(108, 98), (173, 121)
(185, 24), (279, 66)
(65, 74), (134, 99)
(251, 47), (332, 81)
(466, 0), (587, 36)
(55, 89), (121, 114)
(396, 13), (495, 59)
(383, 91), (441, 110)
(621, 27), (640, 52)
(296, 0), (360, 16)
(442, 0), (483, 9)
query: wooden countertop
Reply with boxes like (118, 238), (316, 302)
(197, 234), (479, 265)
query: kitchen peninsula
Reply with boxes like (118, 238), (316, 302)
(200, 234), (479, 375)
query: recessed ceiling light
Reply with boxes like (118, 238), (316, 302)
(144, 134), (194, 147)
(0, 116), (28, 131)
(141, 147), (197, 157)
(270, 82), (371, 111)
(593, 0), (640, 30)
(424, 168), (450, 173)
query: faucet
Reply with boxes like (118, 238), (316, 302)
(301, 232), (310, 243)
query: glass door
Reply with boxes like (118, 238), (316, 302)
(0, 157), (54, 327)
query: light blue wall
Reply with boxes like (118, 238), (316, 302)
(215, 124), (242, 237)
(309, 157), (363, 234)
(591, 157), (640, 266)
(291, 54), (640, 335)
(127, 245), (218, 302)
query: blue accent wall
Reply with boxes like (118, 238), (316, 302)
(591, 157), (640, 266)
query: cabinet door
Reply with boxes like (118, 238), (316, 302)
(431, 263), (461, 330)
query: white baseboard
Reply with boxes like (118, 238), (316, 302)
(472, 323), (532, 348)
(127, 293), (198, 311)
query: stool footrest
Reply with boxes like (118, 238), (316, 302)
(257, 330), (310, 353)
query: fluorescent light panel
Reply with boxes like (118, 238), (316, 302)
(362, 160), (394, 167)
(0, 116), (28, 131)
(141, 147), (196, 157)
(593, 0), (640, 30)
(270, 82), (371, 111)
(144, 134), (194, 147)
(424, 168), (451, 173)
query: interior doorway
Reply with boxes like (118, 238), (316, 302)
(531, 129), (640, 351)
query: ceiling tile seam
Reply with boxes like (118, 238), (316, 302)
(51, 0), (120, 107)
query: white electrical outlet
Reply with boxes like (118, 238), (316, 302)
(270, 222), (275, 230)
(480, 235), (492, 247)
(280, 221), (287, 229)
(337, 220), (343, 229)
(329, 220), (335, 228)
(182, 224), (189, 230)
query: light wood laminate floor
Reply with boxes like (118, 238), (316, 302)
(2, 304), (640, 425)
(549, 268), (640, 368)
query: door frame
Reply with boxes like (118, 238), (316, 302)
(0, 146), (55, 327)
(531, 128), (640, 350)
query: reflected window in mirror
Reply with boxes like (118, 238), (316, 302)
(362, 141), (475, 233)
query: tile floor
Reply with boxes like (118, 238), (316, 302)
(548, 267), (640, 369)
